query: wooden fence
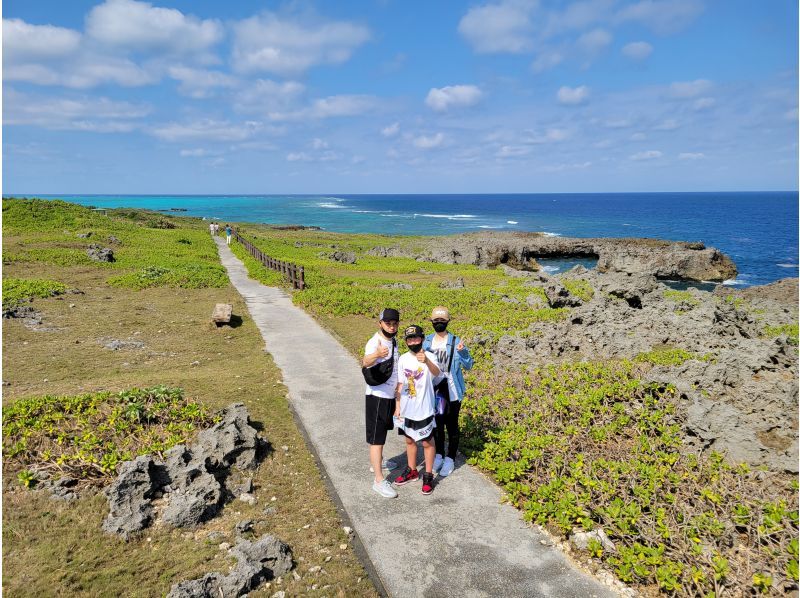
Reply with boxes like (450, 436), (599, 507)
(232, 229), (305, 290)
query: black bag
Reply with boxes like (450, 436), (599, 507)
(362, 338), (396, 386)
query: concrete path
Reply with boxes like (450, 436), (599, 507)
(215, 237), (615, 598)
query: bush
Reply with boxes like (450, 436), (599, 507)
(3, 277), (68, 308)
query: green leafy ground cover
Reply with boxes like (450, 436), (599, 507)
(232, 223), (798, 596)
(3, 386), (217, 483)
(3, 277), (68, 309)
(2, 199), (376, 597)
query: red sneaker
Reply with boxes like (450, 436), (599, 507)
(394, 467), (419, 485)
(421, 472), (434, 495)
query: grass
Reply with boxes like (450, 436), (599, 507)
(2, 198), (376, 597)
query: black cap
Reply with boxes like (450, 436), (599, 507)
(380, 308), (400, 322)
(404, 324), (424, 339)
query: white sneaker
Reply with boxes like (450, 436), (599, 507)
(433, 454), (443, 473)
(369, 458), (397, 473)
(439, 457), (455, 477)
(372, 479), (398, 498)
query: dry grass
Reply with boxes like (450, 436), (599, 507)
(3, 254), (377, 596)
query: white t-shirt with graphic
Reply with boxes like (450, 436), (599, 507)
(363, 333), (398, 398)
(430, 335), (451, 373)
(397, 351), (439, 421)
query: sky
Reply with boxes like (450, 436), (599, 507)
(2, 0), (798, 194)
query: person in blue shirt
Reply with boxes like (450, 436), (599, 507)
(225, 224), (232, 245)
(423, 306), (473, 477)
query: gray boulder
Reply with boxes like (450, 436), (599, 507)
(102, 456), (160, 539)
(194, 403), (262, 471)
(87, 244), (115, 262)
(161, 445), (222, 528)
(543, 280), (582, 308)
(167, 535), (293, 598)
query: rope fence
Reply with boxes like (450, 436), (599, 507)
(232, 229), (305, 290)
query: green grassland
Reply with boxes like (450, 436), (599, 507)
(2, 198), (376, 597)
(231, 220), (799, 597)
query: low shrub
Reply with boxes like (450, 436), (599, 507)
(3, 277), (68, 308)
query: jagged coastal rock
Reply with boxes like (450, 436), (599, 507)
(375, 232), (737, 282)
(103, 403), (264, 539)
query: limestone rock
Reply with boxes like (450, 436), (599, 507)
(86, 244), (115, 262)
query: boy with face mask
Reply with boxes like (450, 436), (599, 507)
(423, 306), (474, 478)
(393, 325), (441, 495)
(363, 308), (401, 498)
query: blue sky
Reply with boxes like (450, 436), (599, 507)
(3, 0), (798, 194)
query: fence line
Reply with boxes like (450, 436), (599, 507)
(231, 229), (306, 290)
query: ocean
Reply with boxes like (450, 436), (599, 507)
(30, 192), (799, 288)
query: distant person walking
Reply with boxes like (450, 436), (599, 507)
(394, 325), (441, 495)
(363, 308), (401, 498)
(423, 306), (473, 478)
(225, 224), (232, 246)
(209, 222), (215, 236)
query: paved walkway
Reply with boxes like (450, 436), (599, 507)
(215, 237), (615, 598)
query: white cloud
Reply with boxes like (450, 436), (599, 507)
(654, 119), (680, 130)
(425, 85), (483, 112)
(541, 0), (614, 37)
(234, 79), (306, 115)
(85, 0), (222, 55)
(413, 133), (445, 149)
(381, 122), (400, 137)
(693, 97), (716, 111)
(458, 0), (535, 54)
(287, 152), (312, 162)
(630, 149), (663, 160)
(577, 28), (613, 54)
(522, 128), (572, 143)
(622, 41), (653, 60)
(496, 145), (531, 158)
(265, 94), (377, 121)
(669, 79), (712, 98)
(151, 120), (262, 142)
(232, 12), (370, 76)
(3, 18), (81, 61)
(678, 152), (705, 160)
(557, 85), (590, 105)
(4, 88), (150, 131)
(311, 138), (328, 149)
(616, 0), (704, 35)
(531, 51), (564, 73)
(630, 132), (647, 141)
(168, 66), (238, 98)
(180, 148), (211, 157)
(541, 161), (592, 172)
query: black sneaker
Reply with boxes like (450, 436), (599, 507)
(421, 472), (434, 495)
(394, 467), (419, 486)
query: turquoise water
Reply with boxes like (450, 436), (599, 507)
(31, 192), (799, 287)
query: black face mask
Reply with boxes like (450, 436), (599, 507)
(381, 329), (397, 338)
(432, 322), (448, 333)
(407, 342), (423, 353)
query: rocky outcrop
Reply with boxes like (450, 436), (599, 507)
(323, 250), (356, 264)
(87, 244), (115, 262)
(492, 273), (798, 472)
(167, 535), (293, 598)
(103, 404), (265, 539)
(368, 232), (737, 282)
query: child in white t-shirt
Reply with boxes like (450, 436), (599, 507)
(393, 324), (441, 495)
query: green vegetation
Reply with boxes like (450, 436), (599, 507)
(563, 278), (594, 302)
(663, 289), (700, 306)
(3, 277), (67, 309)
(461, 361), (798, 596)
(3, 386), (216, 483)
(763, 323), (799, 345)
(3, 198), (376, 597)
(634, 347), (711, 367)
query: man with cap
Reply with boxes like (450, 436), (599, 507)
(363, 308), (401, 498)
(393, 324), (441, 495)
(423, 305), (473, 478)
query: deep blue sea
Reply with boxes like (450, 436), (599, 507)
(32, 192), (799, 288)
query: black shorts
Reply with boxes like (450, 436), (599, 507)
(365, 394), (396, 445)
(398, 415), (435, 442)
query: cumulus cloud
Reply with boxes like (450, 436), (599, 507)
(630, 149), (662, 160)
(3, 18), (81, 61)
(669, 79), (712, 98)
(85, 0), (223, 55)
(413, 133), (445, 149)
(151, 119), (263, 142)
(4, 88), (150, 131)
(557, 85), (590, 105)
(693, 97), (716, 111)
(577, 28), (613, 55)
(381, 122), (400, 137)
(232, 12), (370, 76)
(425, 85), (483, 112)
(458, 0), (535, 54)
(622, 41), (653, 60)
(678, 152), (705, 159)
(234, 79), (306, 115)
(168, 66), (238, 98)
(266, 94), (377, 121)
(531, 50), (564, 73)
(311, 138), (328, 149)
(615, 0), (704, 35)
